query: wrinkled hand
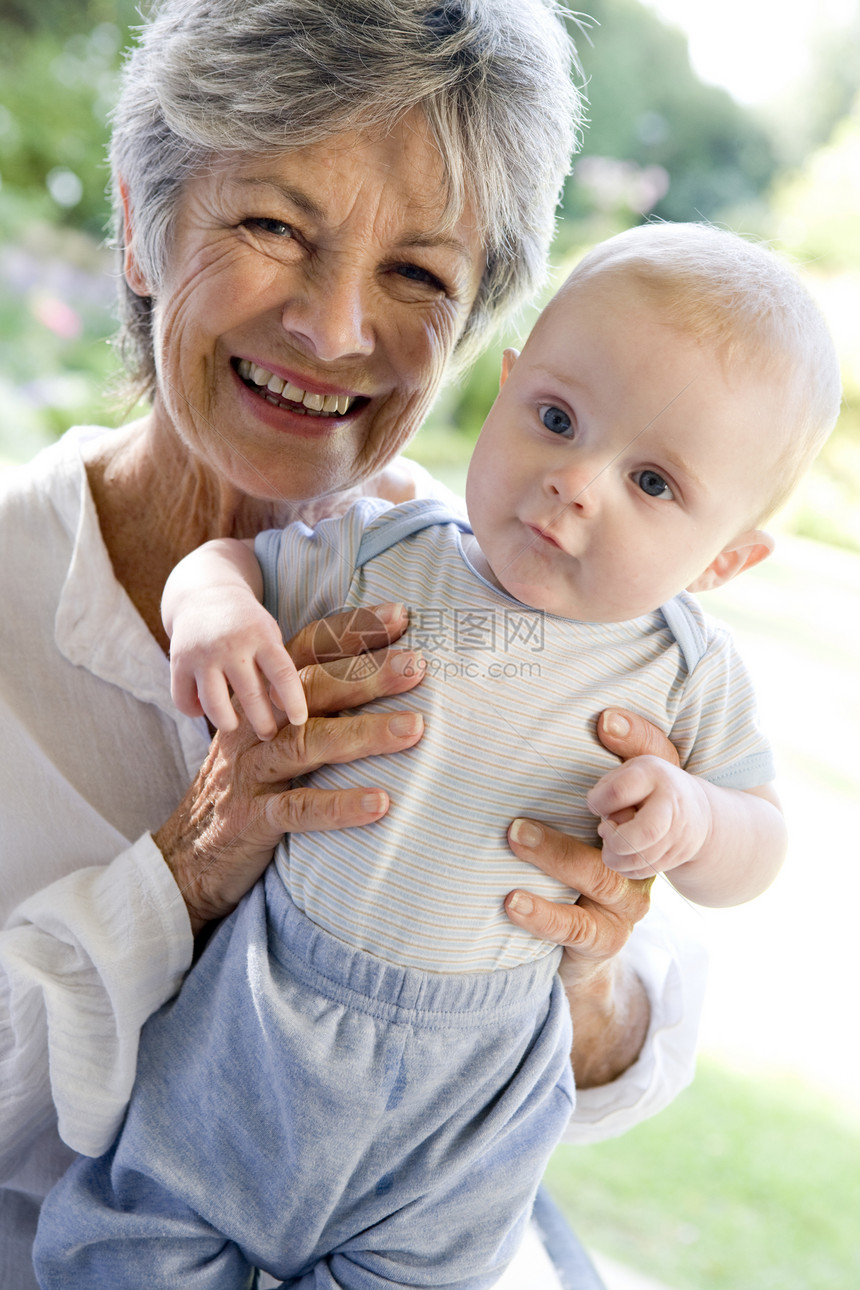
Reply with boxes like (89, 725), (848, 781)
(503, 817), (654, 985)
(156, 606), (425, 935)
(503, 810), (655, 1086)
(502, 708), (679, 975)
(502, 708), (681, 1086)
(589, 755), (712, 880)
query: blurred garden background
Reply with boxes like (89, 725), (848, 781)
(1, 1), (859, 1286)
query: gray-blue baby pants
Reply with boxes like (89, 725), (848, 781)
(34, 865), (575, 1289)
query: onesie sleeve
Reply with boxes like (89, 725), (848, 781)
(254, 498), (393, 639)
(667, 607), (776, 789)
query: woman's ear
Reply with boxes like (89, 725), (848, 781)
(118, 178), (151, 298)
(499, 347), (519, 390)
(687, 530), (775, 593)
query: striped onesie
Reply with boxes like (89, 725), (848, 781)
(258, 496), (774, 973)
(37, 497), (774, 1288)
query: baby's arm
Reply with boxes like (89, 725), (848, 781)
(587, 756), (786, 907)
(162, 538), (308, 739)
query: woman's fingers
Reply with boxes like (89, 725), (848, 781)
(504, 817), (599, 886)
(158, 603), (425, 935)
(597, 707), (680, 767)
(264, 785), (390, 835)
(156, 601), (427, 934)
(301, 647), (425, 716)
(156, 703), (425, 933)
(287, 603), (408, 670)
(226, 642), (424, 744)
(503, 818), (653, 965)
(499, 711), (678, 995)
(506, 887), (593, 948)
(252, 708), (424, 786)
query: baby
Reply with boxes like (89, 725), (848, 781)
(35, 223), (840, 1288)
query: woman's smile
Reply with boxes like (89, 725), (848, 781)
(231, 358), (372, 440)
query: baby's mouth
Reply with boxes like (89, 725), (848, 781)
(526, 523), (561, 549)
(234, 359), (367, 418)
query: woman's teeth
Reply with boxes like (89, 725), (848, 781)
(236, 360), (353, 416)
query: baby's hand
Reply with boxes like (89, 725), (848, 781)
(587, 755), (712, 879)
(169, 588), (308, 739)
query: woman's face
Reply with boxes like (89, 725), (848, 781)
(134, 113), (485, 503)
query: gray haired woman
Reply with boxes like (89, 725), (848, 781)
(0, 2), (704, 1285)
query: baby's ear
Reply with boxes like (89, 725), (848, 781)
(499, 348), (519, 390)
(687, 530), (774, 593)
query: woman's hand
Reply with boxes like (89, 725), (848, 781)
(503, 707), (681, 1087)
(504, 817), (654, 1087)
(155, 606), (425, 935)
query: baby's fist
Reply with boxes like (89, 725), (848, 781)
(588, 755), (712, 878)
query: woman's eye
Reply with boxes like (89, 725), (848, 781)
(636, 469), (674, 500)
(395, 263), (447, 292)
(246, 218), (293, 238)
(540, 405), (573, 436)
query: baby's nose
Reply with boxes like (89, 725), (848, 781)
(544, 460), (606, 512)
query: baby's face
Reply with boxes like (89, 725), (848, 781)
(465, 273), (781, 621)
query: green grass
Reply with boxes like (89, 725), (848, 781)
(545, 1057), (860, 1289)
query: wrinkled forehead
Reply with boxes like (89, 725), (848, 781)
(219, 109), (476, 232)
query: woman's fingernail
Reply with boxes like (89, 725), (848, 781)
(508, 891), (534, 915)
(604, 710), (630, 738)
(389, 651), (424, 676)
(389, 712), (422, 737)
(361, 791), (387, 814)
(510, 818), (543, 848)
(375, 602), (406, 626)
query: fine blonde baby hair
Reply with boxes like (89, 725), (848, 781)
(566, 221), (842, 521)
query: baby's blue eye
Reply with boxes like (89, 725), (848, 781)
(540, 405), (572, 436)
(637, 470), (674, 500)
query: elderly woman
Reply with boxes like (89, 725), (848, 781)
(0, 1), (704, 1285)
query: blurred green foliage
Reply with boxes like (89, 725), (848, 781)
(0, 22), (117, 237)
(546, 1057), (860, 1290)
(0, 0), (138, 234)
(766, 94), (860, 549)
(763, 3), (860, 164)
(1, 0), (859, 547)
(561, 0), (779, 231)
(0, 1), (138, 457)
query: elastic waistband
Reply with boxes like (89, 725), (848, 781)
(262, 866), (561, 1030)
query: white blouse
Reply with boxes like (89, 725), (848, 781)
(0, 427), (706, 1283)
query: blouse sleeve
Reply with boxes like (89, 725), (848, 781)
(561, 892), (708, 1143)
(0, 835), (192, 1175)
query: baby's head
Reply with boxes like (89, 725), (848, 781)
(465, 222), (841, 621)
(565, 223), (841, 523)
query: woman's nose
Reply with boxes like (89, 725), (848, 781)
(280, 263), (375, 362)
